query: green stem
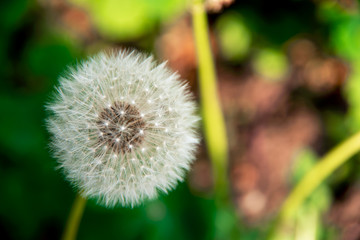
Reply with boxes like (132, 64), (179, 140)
(62, 194), (87, 240)
(191, 0), (229, 203)
(278, 131), (360, 221)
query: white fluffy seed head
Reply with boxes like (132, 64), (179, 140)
(46, 50), (200, 208)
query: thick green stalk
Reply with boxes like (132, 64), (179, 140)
(191, 0), (229, 202)
(278, 131), (360, 221)
(62, 194), (87, 240)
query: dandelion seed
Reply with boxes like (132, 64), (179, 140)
(46, 50), (200, 207)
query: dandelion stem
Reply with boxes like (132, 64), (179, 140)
(62, 194), (87, 240)
(276, 131), (360, 223)
(191, 0), (229, 203)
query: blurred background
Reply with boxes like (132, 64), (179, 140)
(1, 0), (360, 239)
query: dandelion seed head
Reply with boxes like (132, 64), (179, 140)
(96, 101), (145, 154)
(46, 50), (200, 207)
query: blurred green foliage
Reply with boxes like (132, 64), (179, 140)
(70, 0), (187, 41)
(252, 48), (288, 81)
(215, 11), (251, 62)
(318, 2), (360, 134)
(272, 149), (334, 240)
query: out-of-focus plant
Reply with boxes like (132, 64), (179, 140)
(271, 149), (333, 240)
(192, 0), (229, 204)
(192, 0), (240, 239)
(215, 11), (252, 63)
(322, 4), (360, 134)
(272, 4), (360, 239)
(273, 131), (360, 239)
(252, 48), (288, 81)
(69, 0), (187, 41)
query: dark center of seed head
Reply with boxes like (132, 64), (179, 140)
(96, 101), (146, 154)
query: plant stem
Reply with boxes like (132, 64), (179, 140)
(191, 0), (229, 204)
(62, 194), (87, 240)
(278, 131), (360, 221)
